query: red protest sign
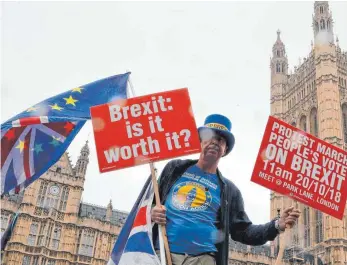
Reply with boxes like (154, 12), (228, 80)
(251, 116), (347, 220)
(91, 88), (201, 172)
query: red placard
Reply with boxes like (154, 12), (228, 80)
(91, 88), (201, 172)
(251, 116), (347, 220)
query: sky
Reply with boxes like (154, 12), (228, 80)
(2, 1), (347, 225)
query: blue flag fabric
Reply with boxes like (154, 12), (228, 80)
(108, 176), (161, 265)
(1, 72), (130, 195)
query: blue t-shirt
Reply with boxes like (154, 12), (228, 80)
(161, 165), (221, 255)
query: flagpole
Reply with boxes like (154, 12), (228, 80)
(126, 73), (172, 265)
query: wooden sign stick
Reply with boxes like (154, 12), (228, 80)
(150, 162), (173, 265)
(274, 200), (299, 265)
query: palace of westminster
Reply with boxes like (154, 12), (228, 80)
(1, 1), (346, 265)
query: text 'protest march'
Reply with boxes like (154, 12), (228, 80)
(91, 88), (201, 172)
(251, 116), (347, 220)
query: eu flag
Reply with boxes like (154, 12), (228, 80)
(1, 72), (130, 195)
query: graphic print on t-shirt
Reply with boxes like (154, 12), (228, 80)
(172, 181), (212, 211)
(162, 164), (221, 255)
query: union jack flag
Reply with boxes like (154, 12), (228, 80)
(1, 72), (130, 195)
(108, 176), (161, 265)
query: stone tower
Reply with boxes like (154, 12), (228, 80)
(270, 30), (288, 121)
(75, 140), (90, 178)
(270, 1), (347, 265)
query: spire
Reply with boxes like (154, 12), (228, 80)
(81, 140), (90, 155)
(276, 29), (282, 43)
(272, 29), (286, 57)
(312, 1), (334, 45)
(75, 140), (90, 178)
(106, 199), (113, 221)
(271, 30), (288, 75)
(107, 199), (113, 209)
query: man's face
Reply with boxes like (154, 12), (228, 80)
(200, 129), (228, 161)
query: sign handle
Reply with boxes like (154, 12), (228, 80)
(125, 73), (172, 265)
(150, 163), (173, 265)
(274, 200), (299, 265)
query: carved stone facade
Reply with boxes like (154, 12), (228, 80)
(270, 1), (347, 265)
(1, 142), (128, 265)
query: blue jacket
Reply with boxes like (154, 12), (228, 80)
(152, 159), (279, 265)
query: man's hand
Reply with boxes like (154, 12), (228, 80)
(151, 205), (166, 225)
(278, 206), (301, 231)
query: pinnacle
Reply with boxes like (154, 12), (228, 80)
(81, 140), (90, 154)
(274, 30), (283, 46)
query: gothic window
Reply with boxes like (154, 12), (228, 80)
(300, 115), (307, 132)
(0, 214), (9, 233)
(37, 181), (68, 211)
(36, 221), (54, 248)
(320, 6), (324, 13)
(276, 62), (281, 73)
(304, 207), (311, 247)
(282, 63), (285, 73)
(37, 222), (47, 246)
(315, 210), (323, 243)
(22, 256), (31, 265)
(342, 104), (347, 143)
(37, 181), (48, 207)
(277, 50), (280, 57)
(47, 260), (56, 265)
(78, 229), (95, 257)
(310, 108), (319, 137)
(45, 222), (54, 248)
(28, 221), (39, 246)
(58, 186), (70, 211)
(51, 225), (61, 250)
(56, 167), (61, 173)
(320, 19), (325, 30)
(32, 257), (39, 265)
(327, 20), (331, 30)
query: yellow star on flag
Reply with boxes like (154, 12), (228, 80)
(71, 87), (83, 93)
(63, 95), (78, 106)
(26, 106), (39, 112)
(49, 103), (64, 111)
(15, 140), (26, 153)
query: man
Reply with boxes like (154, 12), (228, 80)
(151, 114), (301, 265)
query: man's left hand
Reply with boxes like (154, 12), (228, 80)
(278, 206), (301, 231)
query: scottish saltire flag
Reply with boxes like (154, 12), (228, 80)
(108, 176), (161, 265)
(1, 72), (130, 195)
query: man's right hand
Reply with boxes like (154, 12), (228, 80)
(151, 205), (166, 225)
